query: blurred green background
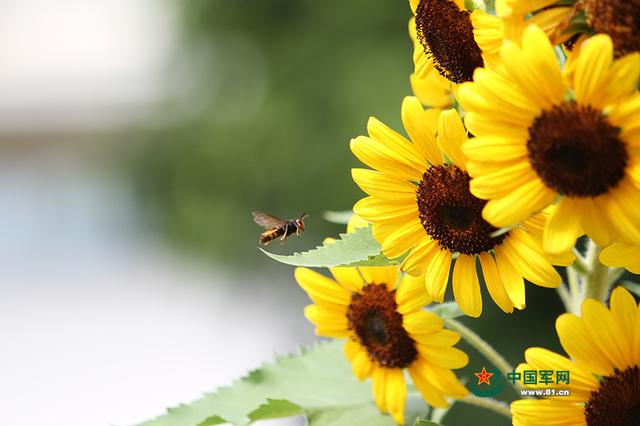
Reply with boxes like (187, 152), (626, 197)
(130, 0), (412, 264)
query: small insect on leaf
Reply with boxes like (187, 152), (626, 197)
(252, 211), (308, 246)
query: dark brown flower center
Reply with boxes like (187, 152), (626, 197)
(585, 366), (640, 426)
(347, 284), (417, 368)
(416, 164), (506, 254)
(527, 102), (627, 197)
(415, 0), (484, 83)
(583, 0), (640, 57)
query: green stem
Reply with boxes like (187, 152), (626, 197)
(571, 247), (590, 275)
(582, 240), (612, 303)
(566, 265), (583, 315)
(458, 395), (512, 419)
(443, 318), (522, 392)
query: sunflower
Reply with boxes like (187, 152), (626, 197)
(294, 264), (468, 425)
(458, 26), (640, 256)
(511, 286), (640, 425)
(600, 242), (640, 274)
(351, 97), (564, 317)
(409, 0), (504, 83)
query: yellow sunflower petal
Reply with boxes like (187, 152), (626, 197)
(353, 196), (418, 224)
(505, 230), (561, 288)
(494, 245), (526, 309)
(412, 329), (461, 347)
(419, 361), (468, 398)
(578, 197), (613, 248)
(401, 237), (440, 276)
(304, 304), (348, 330)
(330, 267), (364, 292)
(511, 399), (585, 425)
(424, 248), (453, 302)
(401, 96), (445, 165)
(409, 363), (449, 408)
(295, 267), (351, 306)
(573, 34), (613, 108)
(582, 299), (631, 371)
(462, 110), (530, 139)
(386, 369), (407, 425)
(359, 266), (400, 290)
(609, 286), (638, 366)
(462, 135), (528, 162)
(598, 51), (640, 107)
(604, 183), (640, 245)
(372, 367), (388, 413)
(418, 345), (469, 369)
(344, 340), (374, 380)
(460, 68), (540, 126)
(367, 116), (429, 173)
(396, 273), (432, 315)
(410, 71), (452, 109)
(481, 177), (556, 228)
(380, 219), (426, 259)
(600, 243), (640, 274)
(470, 10), (503, 57)
(437, 109), (468, 170)
(499, 26), (565, 110)
(351, 168), (418, 201)
(556, 313), (614, 376)
(543, 197), (584, 256)
(478, 252), (515, 313)
(469, 160), (537, 199)
(403, 310), (444, 335)
(452, 254), (483, 318)
(351, 135), (425, 182)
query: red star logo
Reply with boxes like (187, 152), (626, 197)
(474, 367), (494, 386)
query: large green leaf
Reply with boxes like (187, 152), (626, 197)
(259, 225), (401, 267)
(137, 341), (425, 426)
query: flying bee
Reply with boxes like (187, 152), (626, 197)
(252, 211), (308, 245)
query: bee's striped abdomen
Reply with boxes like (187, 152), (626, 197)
(260, 228), (284, 245)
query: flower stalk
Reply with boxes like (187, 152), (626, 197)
(459, 394), (512, 419)
(444, 317), (523, 392)
(561, 239), (619, 314)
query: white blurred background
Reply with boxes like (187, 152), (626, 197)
(0, 1), (312, 424)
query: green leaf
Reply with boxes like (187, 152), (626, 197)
(137, 341), (411, 426)
(428, 302), (464, 319)
(259, 225), (400, 267)
(197, 416), (225, 426)
(248, 399), (303, 421)
(323, 210), (353, 225)
(306, 405), (396, 425)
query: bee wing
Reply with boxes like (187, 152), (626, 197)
(252, 211), (287, 229)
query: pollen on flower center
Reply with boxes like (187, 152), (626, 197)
(347, 284), (417, 368)
(527, 102), (627, 197)
(583, 0), (640, 57)
(585, 366), (640, 426)
(416, 164), (506, 254)
(415, 0), (484, 83)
